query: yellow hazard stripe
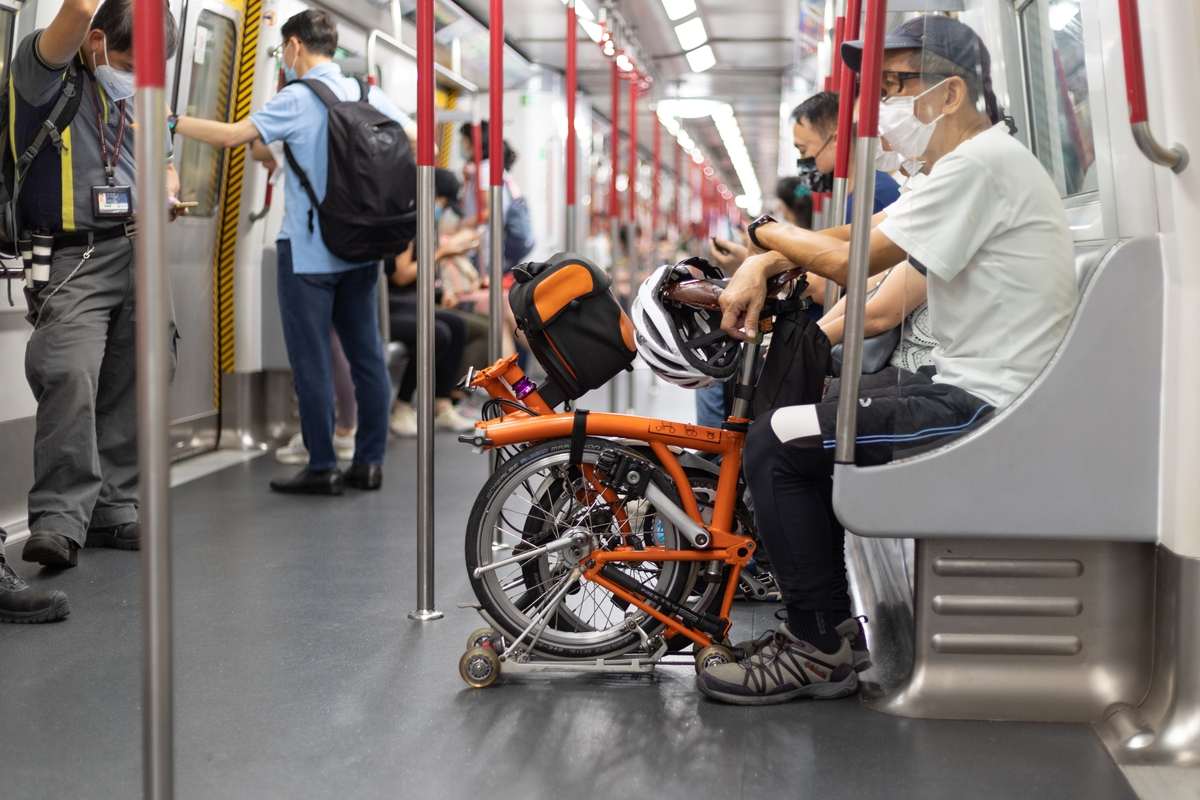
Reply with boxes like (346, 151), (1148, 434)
(436, 88), (456, 168)
(211, 0), (262, 406)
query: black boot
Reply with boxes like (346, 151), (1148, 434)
(269, 468), (344, 495)
(87, 521), (141, 551)
(344, 463), (383, 491)
(22, 531), (79, 569)
(0, 560), (69, 623)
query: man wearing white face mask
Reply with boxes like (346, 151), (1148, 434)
(6, 0), (181, 588)
(699, 15), (1077, 705)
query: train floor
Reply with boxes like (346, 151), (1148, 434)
(0, 373), (1137, 800)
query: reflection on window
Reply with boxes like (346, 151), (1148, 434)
(1020, 0), (1097, 197)
(177, 11), (236, 217)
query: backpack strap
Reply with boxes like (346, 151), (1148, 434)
(282, 142), (318, 234)
(279, 77), (355, 235)
(356, 78), (369, 103)
(12, 63), (83, 193)
(285, 77), (340, 109)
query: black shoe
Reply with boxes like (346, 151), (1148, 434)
(22, 532), (79, 570)
(344, 463), (383, 491)
(0, 561), (69, 623)
(269, 468), (344, 495)
(87, 521), (141, 551)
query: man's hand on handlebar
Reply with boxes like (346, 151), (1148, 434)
(718, 252), (774, 341)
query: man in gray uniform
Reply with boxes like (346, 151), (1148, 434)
(0, 0), (180, 602)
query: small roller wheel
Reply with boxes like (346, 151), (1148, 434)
(466, 627), (499, 650)
(459, 646), (502, 688)
(694, 644), (736, 674)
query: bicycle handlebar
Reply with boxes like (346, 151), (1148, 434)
(661, 267), (807, 311)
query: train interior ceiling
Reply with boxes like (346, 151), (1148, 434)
(1, 0), (1198, 798)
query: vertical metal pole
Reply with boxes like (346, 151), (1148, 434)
(608, 59), (620, 412)
(626, 75), (638, 413)
(487, 0), (504, 368)
(565, 0), (578, 251)
(134, 1), (173, 797)
(652, 108), (661, 253)
(834, 0), (887, 465)
(410, 0), (443, 622)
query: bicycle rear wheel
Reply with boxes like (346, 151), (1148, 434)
(465, 438), (695, 660)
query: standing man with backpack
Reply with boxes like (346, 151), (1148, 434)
(2, 0), (181, 620)
(175, 9), (417, 495)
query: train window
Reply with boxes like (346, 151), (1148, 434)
(1017, 0), (1097, 197)
(176, 10), (237, 217)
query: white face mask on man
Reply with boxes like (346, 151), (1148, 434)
(878, 78), (950, 162)
(92, 33), (135, 101)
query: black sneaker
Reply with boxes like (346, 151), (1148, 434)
(22, 531), (79, 569)
(697, 624), (858, 705)
(0, 561), (69, 623)
(87, 521), (141, 551)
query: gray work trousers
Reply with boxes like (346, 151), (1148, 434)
(22, 235), (176, 547)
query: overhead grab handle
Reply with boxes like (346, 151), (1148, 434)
(1117, 0), (1188, 173)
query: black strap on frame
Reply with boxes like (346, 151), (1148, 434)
(568, 409), (589, 481)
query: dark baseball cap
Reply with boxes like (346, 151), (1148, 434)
(434, 167), (464, 218)
(841, 15), (991, 79)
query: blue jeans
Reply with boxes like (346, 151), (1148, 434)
(277, 241), (391, 471)
(695, 382), (727, 428)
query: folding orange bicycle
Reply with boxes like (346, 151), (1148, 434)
(457, 264), (800, 688)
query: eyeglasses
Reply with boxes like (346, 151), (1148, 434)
(880, 70), (951, 98)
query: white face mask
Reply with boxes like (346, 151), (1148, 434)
(92, 34), (135, 102)
(878, 78), (949, 161)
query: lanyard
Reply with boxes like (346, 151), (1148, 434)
(93, 83), (127, 185)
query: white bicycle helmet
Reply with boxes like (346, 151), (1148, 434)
(631, 259), (739, 389)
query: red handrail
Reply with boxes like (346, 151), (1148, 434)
(609, 60), (620, 219)
(652, 111), (661, 234)
(628, 77), (638, 224)
(416, 0), (434, 167)
(1116, 0), (1188, 172)
(833, 0), (862, 181)
(856, 0), (886, 138)
(489, 0), (504, 186)
(565, 1), (577, 206)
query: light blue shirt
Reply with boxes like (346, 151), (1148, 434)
(251, 62), (413, 274)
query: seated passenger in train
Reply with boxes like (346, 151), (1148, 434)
(174, 9), (415, 496)
(709, 90), (901, 311)
(699, 15), (1078, 705)
(386, 184), (480, 436)
(11, 0), (181, 594)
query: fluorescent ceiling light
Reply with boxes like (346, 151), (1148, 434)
(685, 44), (716, 74)
(692, 151), (704, 163)
(579, 19), (603, 42)
(674, 17), (708, 52)
(616, 53), (633, 72)
(656, 98), (724, 119)
(1048, 1), (1078, 31)
(661, 0), (697, 21)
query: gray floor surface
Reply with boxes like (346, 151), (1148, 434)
(0, 383), (1136, 800)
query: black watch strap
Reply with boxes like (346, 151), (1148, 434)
(747, 214), (777, 250)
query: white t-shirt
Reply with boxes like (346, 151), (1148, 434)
(878, 123), (1077, 408)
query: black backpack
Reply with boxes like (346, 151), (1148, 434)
(283, 77), (417, 263)
(751, 295), (831, 419)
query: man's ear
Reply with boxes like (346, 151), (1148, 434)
(943, 76), (969, 116)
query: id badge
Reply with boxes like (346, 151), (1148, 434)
(92, 184), (133, 219)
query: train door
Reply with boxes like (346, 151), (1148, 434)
(167, 0), (240, 457)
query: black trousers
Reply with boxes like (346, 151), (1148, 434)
(743, 368), (992, 621)
(389, 296), (466, 400)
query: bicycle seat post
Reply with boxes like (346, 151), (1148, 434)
(728, 339), (761, 421)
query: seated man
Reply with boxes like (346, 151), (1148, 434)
(698, 15), (1078, 704)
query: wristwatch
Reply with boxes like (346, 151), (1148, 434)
(746, 213), (778, 250)
(167, 113), (179, 134)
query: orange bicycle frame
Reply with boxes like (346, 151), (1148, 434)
(466, 355), (756, 649)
